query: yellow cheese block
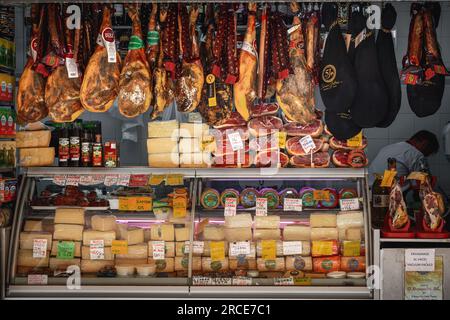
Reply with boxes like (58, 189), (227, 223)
(179, 138), (202, 153)
(224, 214), (253, 228)
(54, 208), (85, 225)
(200, 241), (229, 257)
(19, 147), (55, 167)
(80, 260), (114, 273)
(144, 229), (152, 242)
(203, 225), (225, 241)
(82, 229), (116, 246)
(91, 215), (117, 232)
(119, 227), (144, 245)
(148, 257), (175, 272)
(23, 220), (43, 232)
(175, 256), (202, 271)
(147, 137), (179, 154)
(81, 246), (114, 260)
(201, 257), (229, 272)
(179, 123), (209, 138)
(309, 213), (337, 228)
(51, 241), (81, 257)
(310, 228), (338, 241)
(253, 229), (281, 240)
(339, 228), (363, 241)
(285, 256), (313, 271)
(283, 226), (311, 241)
(148, 120), (179, 138)
(150, 224), (175, 241)
(17, 249), (49, 267)
(19, 232), (52, 250)
(115, 243), (147, 259)
(54, 224), (84, 241)
(229, 258), (257, 270)
(254, 216), (280, 229)
(148, 153), (180, 168)
(49, 258), (81, 270)
(337, 211), (364, 229)
(148, 241), (175, 258)
(256, 241), (311, 257)
(224, 228), (252, 242)
(16, 130), (51, 148)
(174, 227), (190, 242)
(179, 152), (212, 168)
(256, 258), (285, 272)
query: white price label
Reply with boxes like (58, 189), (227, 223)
(101, 27), (117, 63)
(27, 274), (48, 285)
(224, 198), (237, 216)
(274, 277), (294, 286)
(104, 174), (118, 186)
(89, 240), (105, 260)
(339, 198), (360, 211)
(117, 174), (131, 186)
(183, 241), (205, 254)
(65, 57), (79, 78)
(282, 241), (303, 256)
(299, 135), (316, 154)
(66, 175), (80, 186)
(405, 249), (435, 272)
(53, 175), (67, 186)
(256, 198), (268, 216)
(228, 131), (244, 152)
(283, 198), (302, 212)
(32, 239), (47, 258)
(229, 241), (251, 257)
(192, 276), (212, 285)
(152, 241), (165, 260)
(212, 278), (232, 286)
(232, 276), (253, 286)
(92, 175), (106, 185)
(79, 175), (94, 186)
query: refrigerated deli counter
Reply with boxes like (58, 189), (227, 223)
(3, 167), (373, 299)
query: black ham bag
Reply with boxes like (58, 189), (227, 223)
(325, 110), (361, 141)
(376, 4), (402, 128)
(407, 74), (445, 117)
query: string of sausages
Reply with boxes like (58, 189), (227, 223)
(163, 4), (180, 79)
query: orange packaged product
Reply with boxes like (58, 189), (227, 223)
(311, 240), (339, 257)
(340, 256), (366, 272)
(313, 256), (340, 273)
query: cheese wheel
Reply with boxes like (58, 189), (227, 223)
(147, 120), (179, 138)
(175, 256), (202, 271)
(224, 228), (252, 242)
(256, 258), (285, 272)
(120, 227), (145, 245)
(336, 211), (364, 229)
(309, 213), (337, 228)
(201, 257), (229, 272)
(16, 130), (51, 148)
(149, 241), (175, 258)
(150, 224), (174, 241)
(310, 228), (338, 241)
(254, 216), (280, 229)
(220, 189), (240, 207)
(148, 153), (179, 168)
(51, 241), (81, 257)
(82, 229), (116, 246)
(283, 226), (311, 241)
(19, 232), (52, 250)
(115, 243), (147, 259)
(312, 256), (340, 273)
(54, 224), (84, 241)
(148, 258), (175, 272)
(81, 246), (114, 260)
(23, 220), (43, 232)
(81, 260), (114, 273)
(147, 138), (178, 154)
(17, 249), (49, 267)
(200, 188), (220, 209)
(259, 188), (280, 209)
(91, 215), (117, 232)
(229, 258), (257, 270)
(49, 258), (81, 270)
(256, 241), (311, 257)
(253, 229), (281, 240)
(174, 227), (190, 242)
(54, 208), (85, 225)
(285, 256), (313, 271)
(340, 256), (366, 272)
(225, 214), (252, 228)
(240, 188), (259, 208)
(203, 226), (225, 241)
(19, 147), (55, 167)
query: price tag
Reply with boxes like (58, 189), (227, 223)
(53, 175), (67, 186)
(229, 241), (251, 257)
(192, 276), (212, 285)
(261, 240), (277, 260)
(152, 241), (165, 260)
(65, 175), (80, 186)
(111, 240), (128, 255)
(212, 277), (232, 286)
(228, 131), (244, 151)
(274, 277), (294, 286)
(79, 175), (94, 186)
(210, 241), (225, 261)
(232, 276), (253, 286)
(299, 135), (316, 154)
(197, 218), (209, 234)
(149, 174), (166, 186)
(224, 197), (237, 216)
(313, 190), (330, 201)
(313, 241), (334, 256)
(282, 241), (303, 256)
(135, 196), (152, 211)
(104, 174), (119, 186)
(32, 239), (47, 258)
(118, 197), (130, 211)
(129, 174), (149, 187)
(405, 249), (435, 272)
(407, 171), (428, 183)
(65, 57), (79, 78)
(188, 112), (203, 123)
(256, 198), (268, 216)
(380, 170), (397, 187)
(200, 136), (216, 152)
(166, 174), (184, 186)
(27, 274), (48, 285)
(183, 241), (204, 254)
(91, 175), (106, 185)
(173, 197), (187, 218)
(283, 198), (302, 212)
(294, 277), (312, 286)
(89, 240), (105, 260)
(56, 241), (75, 259)
(339, 198), (360, 211)
(347, 131), (363, 148)
(117, 174), (131, 186)
(276, 131), (287, 149)
(343, 241), (361, 257)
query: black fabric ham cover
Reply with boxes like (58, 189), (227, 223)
(325, 110), (361, 141)
(319, 2), (357, 113)
(349, 7), (389, 128)
(376, 3), (402, 128)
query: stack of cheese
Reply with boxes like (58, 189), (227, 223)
(147, 223), (176, 273)
(179, 123), (212, 168)
(115, 225), (146, 267)
(17, 231), (52, 271)
(337, 211), (366, 273)
(282, 221), (313, 274)
(254, 216), (285, 272)
(147, 120), (180, 168)
(81, 214), (117, 273)
(309, 213), (340, 273)
(17, 129), (54, 167)
(50, 208), (85, 271)
(200, 224), (229, 272)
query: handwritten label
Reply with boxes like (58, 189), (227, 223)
(183, 241), (204, 254)
(261, 240), (277, 260)
(294, 277), (312, 286)
(282, 241), (303, 256)
(152, 241), (165, 260)
(28, 274), (48, 285)
(210, 241), (225, 261)
(339, 198), (360, 211)
(224, 197), (237, 217)
(299, 135), (316, 154)
(56, 241), (75, 259)
(229, 241), (251, 257)
(212, 277), (232, 286)
(104, 174), (119, 186)
(274, 277), (294, 286)
(117, 174), (131, 186)
(347, 131), (363, 148)
(89, 240), (105, 260)
(256, 198), (268, 216)
(228, 131), (244, 152)
(135, 196), (152, 211)
(53, 175), (67, 186)
(283, 198), (302, 212)
(91, 175), (105, 185)
(65, 175), (80, 186)
(111, 240), (128, 255)
(79, 175), (93, 186)
(118, 197), (130, 211)
(405, 249), (435, 272)
(380, 170), (397, 188)
(32, 239), (47, 258)
(192, 276), (212, 285)
(232, 276), (253, 286)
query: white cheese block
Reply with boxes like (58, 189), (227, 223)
(144, 229), (152, 242)
(119, 227), (144, 245)
(256, 258), (285, 272)
(80, 260), (114, 273)
(336, 211), (364, 229)
(49, 258), (81, 270)
(147, 137), (179, 154)
(310, 228), (338, 240)
(175, 256), (201, 271)
(19, 147), (55, 167)
(81, 246), (114, 260)
(54, 208), (85, 225)
(309, 213), (337, 228)
(224, 214), (253, 228)
(224, 228), (252, 242)
(82, 229), (116, 246)
(254, 216), (280, 229)
(148, 120), (179, 138)
(91, 215), (117, 232)
(283, 226), (311, 241)
(256, 241), (311, 257)
(203, 225), (225, 241)
(19, 232), (52, 249)
(179, 123), (209, 138)
(253, 229), (281, 240)
(23, 220), (43, 232)
(17, 249), (49, 267)
(339, 228), (363, 241)
(148, 241), (175, 258)
(115, 243), (148, 259)
(54, 224), (84, 241)
(150, 224), (175, 241)
(51, 241), (81, 257)
(179, 152), (212, 168)
(285, 256), (313, 271)
(148, 258), (175, 272)
(201, 257), (229, 272)
(16, 130), (51, 148)
(179, 138), (201, 153)
(148, 153), (179, 168)
(229, 258), (257, 270)
(174, 227), (190, 242)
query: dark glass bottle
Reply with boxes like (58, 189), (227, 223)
(81, 125), (93, 167)
(92, 122), (103, 167)
(58, 123), (70, 167)
(69, 122), (81, 167)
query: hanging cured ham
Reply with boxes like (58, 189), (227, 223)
(175, 5), (204, 113)
(17, 4), (48, 124)
(420, 175), (445, 230)
(233, 3), (258, 121)
(376, 4), (401, 128)
(80, 6), (121, 113)
(117, 5), (152, 118)
(45, 5), (84, 122)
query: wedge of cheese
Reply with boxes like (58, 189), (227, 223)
(19, 147), (55, 167)
(229, 258), (257, 270)
(148, 257), (175, 272)
(148, 120), (179, 138)
(148, 153), (179, 168)
(81, 246), (114, 260)
(51, 241), (81, 257)
(150, 224), (174, 241)
(203, 225), (225, 241)
(82, 229), (116, 246)
(253, 229), (281, 241)
(119, 227), (144, 245)
(54, 208), (85, 225)
(17, 249), (49, 267)
(115, 243), (147, 259)
(285, 256), (313, 271)
(224, 228), (252, 242)
(149, 241), (175, 258)
(175, 256), (201, 271)
(179, 123), (209, 138)
(179, 152), (212, 168)
(310, 228), (338, 241)
(336, 211), (364, 229)
(23, 220), (43, 232)
(174, 227), (190, 242)
(201, 257), (229, 272)
(283, 226), (311, 241)
(256, 258), (285, 272)
(91, 215), (117, 232)
(81, 260), (114, 273)
(19, 232), (52, 250)
(54, 224), (84, 241)
(49, 258), (81, 270)
(309, 213), (337, 228)
(16, 130), (51, 148)
(225, 214), (253, 229)
(254, 216), (280, 229)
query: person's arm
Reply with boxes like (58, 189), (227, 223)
(411, 156), (431, 175)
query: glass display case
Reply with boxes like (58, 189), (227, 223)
(6, 167), (373, 299)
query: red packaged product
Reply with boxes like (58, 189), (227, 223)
(313, 256), (340, 273)
(340, 256), (366, 272)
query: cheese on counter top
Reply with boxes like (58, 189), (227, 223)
(285, 256), (313, 271)
(115, 243), (148, 260)
(336, 211), (364, 229)
(54, 224), (84, 241)
(54, 208), (85, 225)
(19, 232), (52, 250)
(229, 258), (257, 270)
(174, 227), (190, 242)
(17, 249), (49, 267)
(49, 258), (81, 270)
(148, 120), (179, 138)
(201, 257), (229, 272)
(19, 147), (55, 167)
(175, 256), (201, 271)
(148, 257), (175, 273)
(179, 153), (212, 168)
(119, 227), (144, 245)
(81, 260), (114, 273)
(224, 228), (252, 242)
(91, 215), (117, 232)
(150, 224), (175, 241)
(148, 153), (180, 168)
(202, 225), (225, 241)
(283, 226), (311, 241)
(254, 216), (280, 229)
(82, 229), (116, 246)
(309, 213), (337, 228)
(224, 214), (253, 229)
(147, 138), (179, 154)
(256, 258), (285, 272)
(310, 228), (338, 241)
(253, 229), (281, 240)
(179, 123), (210, 138)
(23, 220), (43, 232)
(179, 138), (202, 154)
